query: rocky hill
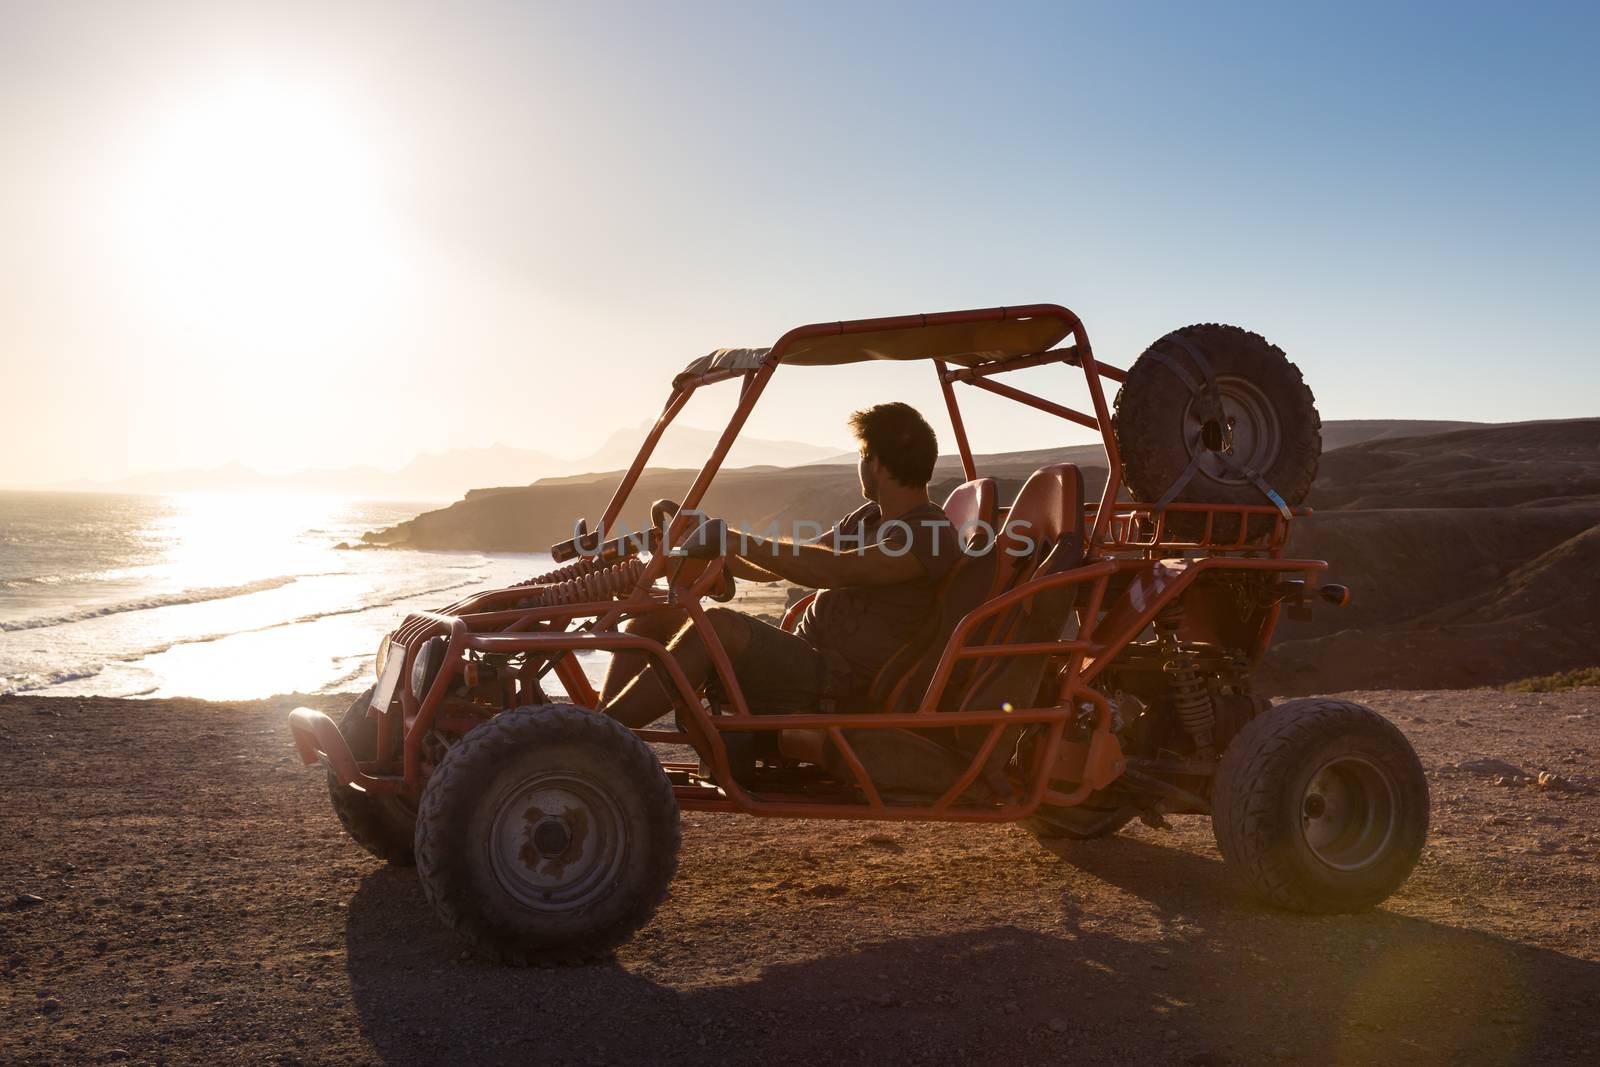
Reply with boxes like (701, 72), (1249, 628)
(363, 418), (1600, 692)
(1263, 418), (1600, 693)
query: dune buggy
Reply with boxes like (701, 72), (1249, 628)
(290, 304), (1428, 963)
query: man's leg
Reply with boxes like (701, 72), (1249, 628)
(599, 608), (687, 708)
(602, 608), (754, 729)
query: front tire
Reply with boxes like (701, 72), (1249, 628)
(327, 688), (417, 866)
(414, 704), (680, 964)
(1212, 699), (1427, 913)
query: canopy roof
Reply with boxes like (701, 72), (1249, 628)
(672, 310), (1075, 389)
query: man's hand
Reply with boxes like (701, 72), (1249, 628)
(665, 512), (784, 582)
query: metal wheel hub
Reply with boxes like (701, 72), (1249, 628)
(1183, 375), (1282, 484)
(1299, 756), (1397, 872)
(487, 772), (627, 912)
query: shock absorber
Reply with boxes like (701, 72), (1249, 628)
(1153, 601), (1216, 758)
(516, 556), (646, 607)
(517, 553), (609, 588)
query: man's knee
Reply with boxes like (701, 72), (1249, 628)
(703, 607), (753, 658)
(621, 608), (687, 640)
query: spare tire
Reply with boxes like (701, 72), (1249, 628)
(1113, 324), (1319, 542)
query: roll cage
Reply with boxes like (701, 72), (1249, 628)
(290, 304), (1324, 822)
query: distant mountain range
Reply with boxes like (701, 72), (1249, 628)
(366, 418), (1493, 553)
(30, 418), (1493, 504)
(38, 423), (842, 502)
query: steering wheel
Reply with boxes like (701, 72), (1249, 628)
(651, 499), (737, 604)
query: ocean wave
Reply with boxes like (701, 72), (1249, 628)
(1, 575), (483, 696)
(320, 659), (375, 693)
(97, 577), (485, 663)
(0, 567), (140, 590)
(1, 665), (106, 696)
(0, 577), (300, 632)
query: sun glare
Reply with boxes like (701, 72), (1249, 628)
(117, 75), (410, 347)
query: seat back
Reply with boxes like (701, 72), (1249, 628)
(958, 463), (1086, 709)
(941, 477), (998, 549)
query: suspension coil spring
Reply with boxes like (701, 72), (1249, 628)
(519, 557), (646, 607)
(516, 553), (609, 588)
(1154, 602), (1216, 755)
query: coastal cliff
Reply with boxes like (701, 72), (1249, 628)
(363, 420), (1600, 693)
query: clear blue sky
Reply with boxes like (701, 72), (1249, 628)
(1, 1), (1595, 483)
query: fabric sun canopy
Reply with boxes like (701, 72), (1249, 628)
(672, 309), (1076, 389)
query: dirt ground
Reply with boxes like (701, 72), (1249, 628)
(2, 689), (1599, 1066)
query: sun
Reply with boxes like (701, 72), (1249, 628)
(116, 74), (409, 348)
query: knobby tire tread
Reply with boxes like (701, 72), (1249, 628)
(414, 704), (680, 965)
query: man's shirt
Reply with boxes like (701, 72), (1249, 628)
(794, 500), (960, 697)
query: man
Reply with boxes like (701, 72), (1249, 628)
(600, 402), (960, 728)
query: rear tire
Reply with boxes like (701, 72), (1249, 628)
(1212, 699), (1427, 913)
(414, 704), (680, 964)
(327, 688), (417, 866)
(1114, 324), (1319, 541)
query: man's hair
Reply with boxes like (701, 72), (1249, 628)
(848, 402), (939, 487)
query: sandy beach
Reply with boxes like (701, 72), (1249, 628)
(3, 687), (1598, 1065)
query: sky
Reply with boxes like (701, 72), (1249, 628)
(1, 0), (1596, 488)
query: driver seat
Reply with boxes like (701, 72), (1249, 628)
(773, 477), (995, 765)
(783, 466), (1087, 800)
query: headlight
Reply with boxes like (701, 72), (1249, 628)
(374, 634), (392, 682)
(410, 636), (449, 702)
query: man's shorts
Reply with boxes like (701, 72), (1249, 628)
(724, 613), (848, 714)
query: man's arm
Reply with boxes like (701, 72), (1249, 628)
(728, 556), (785, 582)
(729, 531), (925, 589)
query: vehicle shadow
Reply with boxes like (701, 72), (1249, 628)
(345, 840), (1600, 1067)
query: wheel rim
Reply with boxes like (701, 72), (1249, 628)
(1298, 756), (1398, 872)
(486, 771), (627, 912)
(1182, 375), (1282, 484)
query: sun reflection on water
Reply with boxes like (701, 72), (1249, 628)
(146, 492), (356, 590)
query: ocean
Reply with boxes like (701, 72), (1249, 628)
(0, 490), (596, 701)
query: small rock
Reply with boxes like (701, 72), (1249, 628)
(12, 893), (45, 909)
(862, 833), (904, 852)
(1363, 938), (1379, 951)
(1537, 771), (1584, 793)
(1048, 1017), (1072, 1033)
(39, 998), (61, 1014)
(803, 883), (849, 899)
(1454, 758), (1527, 777)
(100, 1051), (131, 1062)
(1003, 1001), (1020, 1015)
